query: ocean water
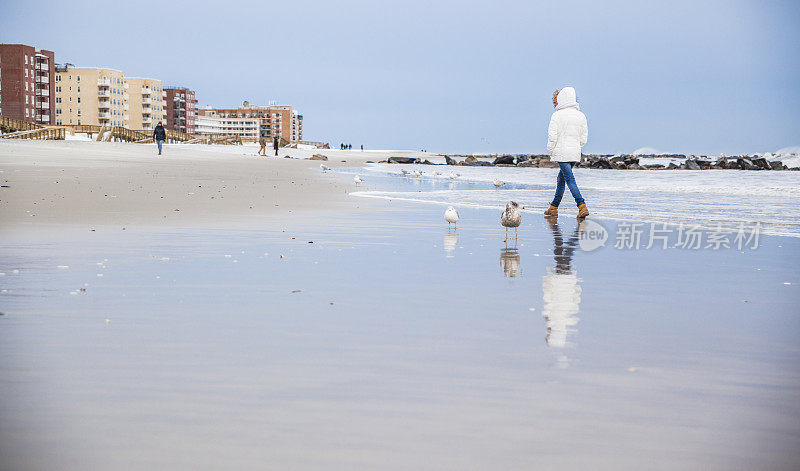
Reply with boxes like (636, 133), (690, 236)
(347, 163), (800, 237)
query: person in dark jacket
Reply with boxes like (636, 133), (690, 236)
(273, 137), (279, 156)
(153, 122), (166, 155)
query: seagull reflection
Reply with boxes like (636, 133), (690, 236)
(542, 217), (583, 353)
(443, 231), (458, 258)
(500, 246), (521, 277)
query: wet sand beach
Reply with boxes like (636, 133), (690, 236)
(1, 140), (799, 470)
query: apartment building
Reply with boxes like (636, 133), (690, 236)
(54, 65), (126, 127)
(164, 87), (196, 134)
(196, 109), (260, 139)
(197, 101), (303, 142)
(125, 78), (166, 130)
(0, 44), (56, 124)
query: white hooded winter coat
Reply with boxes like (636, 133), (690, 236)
(547, 87), (588, 163)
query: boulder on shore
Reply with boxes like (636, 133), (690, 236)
(493, 155), (515, 165)
(752, 158), (771, 170)
(462, 156), (478, 165)
(737, 158), (756, 170)
(309, 154), (328, 161)
(539, 159), (559, 168)
(444, 155), (457, 165)
(684, 159), (702, 170)
(388, 157), (420, 164)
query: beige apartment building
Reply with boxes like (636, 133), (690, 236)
(54, 66), (127, 127)
(125, 77), (166, 130)
(197, 101), (303, 142)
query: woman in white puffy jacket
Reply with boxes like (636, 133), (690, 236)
(544, 87), (589, 218)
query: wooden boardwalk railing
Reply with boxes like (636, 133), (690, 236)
(0, 115), (43, 134)
(1, 127), (65, 140)
(1, 116), (245, 145)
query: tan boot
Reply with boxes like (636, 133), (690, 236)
(577, 203), (589, 219)
(544, 205), (558, 217)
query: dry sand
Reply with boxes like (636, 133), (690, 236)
(0, 139), (431, 228)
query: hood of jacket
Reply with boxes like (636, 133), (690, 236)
(556, 87), (579, 111)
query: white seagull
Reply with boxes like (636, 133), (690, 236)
(493, 179), (505, 188)
(449, 172), (460, 179)
(354, 175), (363, 185)
(444, 206), (459, 230)
(501, 201), (522, 241)
(320, 164), (330, 172)
(401, 169), (410, 175)
(413, 169), (423, 177)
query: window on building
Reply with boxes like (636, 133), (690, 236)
(77, 97), (81, 104)
(25, 69), (28, 78)
(77, 86), (80, 93)
(24, 55), (28, 65)
(26, 109), (29, 117)
(77, 119), (81, 125)
(77, 109), (81, 115)
(25, 96), (28, 104)
(25, 82), (28, 92)
(56, 86), (61, 92)
(77, 75), (81, 82)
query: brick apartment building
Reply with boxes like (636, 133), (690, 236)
(164, 87), (196, 134)
(197, 101), (303, 142)
(0, 44), (56, 124)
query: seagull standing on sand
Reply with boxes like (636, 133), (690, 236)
(401, 169), (410, 175)
(354, 175), (363, 185)
(449, 172), (459, 180)
(320, 164), (330, 172)
(501, 201), (522, 242)
(413, 169), (423, 177)
(444, 206), (459, 230)
(493, 179), (505, 188)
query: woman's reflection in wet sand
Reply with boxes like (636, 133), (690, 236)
(542, 217), (584, 365)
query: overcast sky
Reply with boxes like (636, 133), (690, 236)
(2, 0), (798, 154)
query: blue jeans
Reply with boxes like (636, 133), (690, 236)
(157, 140), (163, 154)
(551, 162), (585, 207)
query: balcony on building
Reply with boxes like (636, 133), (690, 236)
(141, 87), (151, 95)
(98, 100), (111, 109)
(98, 112), (111, 119)
(142, 97), (152, 104)
(35, 89), (50, 97)
(98, 78), (111, 86)
(98, 89), (111, 97)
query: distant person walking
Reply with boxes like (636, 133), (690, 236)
(258, 133), (267, 156)
(360, 144), (363, 151)
(273, 137), (279, 156)
(544, 87), (589, 219)
(153, 121), (166, 155)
